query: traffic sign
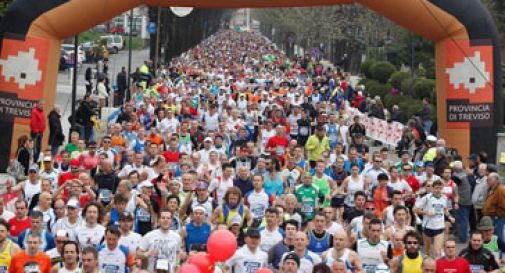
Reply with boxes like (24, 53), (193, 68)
(148, 22), (156, 34)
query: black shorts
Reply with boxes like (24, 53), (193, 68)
(423, 228), (445, 237)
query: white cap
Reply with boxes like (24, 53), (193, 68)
(43, 156), (52, 162)
(204, 137), (213, 143)
(427, 135), (437, 142)
(138, 180), (154, 190)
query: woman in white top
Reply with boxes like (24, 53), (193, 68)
(342, 164), (367, 207)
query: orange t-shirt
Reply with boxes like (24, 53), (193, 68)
(9, 252), (51, 273)
(373, 187), (390, 217)
(111, 135), (126, 148)
(147, 135), (164, 146)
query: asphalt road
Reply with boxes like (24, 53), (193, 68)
(55, 49), (149, 135)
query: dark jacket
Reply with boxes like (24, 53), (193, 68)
(48, 110), (65, 147)
(117, 71), (127, 91)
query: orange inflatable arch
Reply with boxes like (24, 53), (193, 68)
(0, 0), (501, 171)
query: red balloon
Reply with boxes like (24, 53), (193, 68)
(255, 268), (274, 273)
(179, 264), (201, 273)
(207, 229), (238, 262)
(187, 252), (215, 273)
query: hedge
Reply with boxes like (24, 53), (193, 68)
(413, 79), (436, 101)
(370, 61), (397, 84)
(361, 59), (376, 79)
(390, 71), (411, 91)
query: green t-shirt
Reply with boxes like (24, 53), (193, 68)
(295, 184), (320, 220)
(313, 174), (330, 207)
(65, 143), (78, 154)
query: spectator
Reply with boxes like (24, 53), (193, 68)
(29, 100), (46, 161)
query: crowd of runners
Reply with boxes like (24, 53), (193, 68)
(2, 29), (505, 273)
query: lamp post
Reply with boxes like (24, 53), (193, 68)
(71, 35), (78, 128)
(127, 9), (133, 101)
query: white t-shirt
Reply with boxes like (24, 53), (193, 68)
(209, 177), (234, 204)
(415, 193), (448, 230)
(259, 227), (284, 252)
(246, 190), (270, 220)
(119, 232), (142, 257)
(326, 222), (344, 236)
(357, 239), (389, 273)
(0, 210), (14, 221)
(388, 180), (412, 194)
(138, 229), (182, 273)
(73, 224), (106, 248)
(52, 216), (84, 237)
(226, 246), (268, 273)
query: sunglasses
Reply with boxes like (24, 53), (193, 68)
(406, 241), (418, 245)
(403, 168), (412, 171)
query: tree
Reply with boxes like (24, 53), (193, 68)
(0, 0), (13, 18)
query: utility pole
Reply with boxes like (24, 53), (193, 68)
(154, 7), (161, 66)
(127, 9), (133, 101)
(71, 35), (78, 129)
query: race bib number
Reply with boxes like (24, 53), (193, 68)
(251, 205), (266, 219)
(102, 264), (120, 273)
(363, 264), (376, 273)
(276, 146), (284, 156)
(137, 207), (150, 221)
(301, 203), (313, 214)
(470, 264), (484, 273)
(99, 189), (112, 203)
(300, 127), (309, 136)
(329, 134), (337, 142)
(244, 261), (261, 273)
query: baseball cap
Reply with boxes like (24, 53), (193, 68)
(70, 159), (80, 167)
(365, 200), (375, 208)
(204, 137), (213, 143)
(282, 252), (301, 267)
(67, 199), (80, 209)
(28, 164), (39, 173)
(426, 135), (437, 142)
(424, 161), (434, 168)
(43, 156), (52, 162)
(155, 259), (170, 271)
(119, 212), (134, 221)
(230, 215), (243, 226)
(245, 228), (261, 238)
(102, 136), (111, 142)
(196, 181), (208, 190)
(138, 180), (154, 190)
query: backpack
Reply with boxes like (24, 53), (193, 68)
(7, 150), (25, 182)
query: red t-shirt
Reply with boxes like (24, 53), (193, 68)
(436, 257), (471, 273)
(58, 171), (80, 187)
(79, 152), (100, 170)
(265, 135), (289, 162)
(8, 217), (31, 237)
(162, 150), (180, 163)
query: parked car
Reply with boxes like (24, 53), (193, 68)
(100, 35), (124, 54)
(61, 43), (86, 64)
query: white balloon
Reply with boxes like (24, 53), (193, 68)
(170, 7), (194, 17)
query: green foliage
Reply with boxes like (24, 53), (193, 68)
(0, 0), (12, 18)
(386, 30), (436, 79)
(361, 59), (376, 78)
(383, 93), (404, 109)
(390, 71), (411, 90)
(401, 78), (418, 97)
(367, 81), (392, 98)
(398, 97), (423, 120)
(413, 79), (436, 101)
(370, 61), (396, 84)
(124, 37), (145, 50)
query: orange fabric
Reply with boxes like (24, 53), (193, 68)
(9, 252), (51, 273)
(147, 135), (164, 146)
(373, 187), (390, 217)
(111, 135), (126, 148)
